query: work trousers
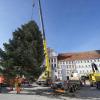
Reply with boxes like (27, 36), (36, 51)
(0, 83), (2, 93)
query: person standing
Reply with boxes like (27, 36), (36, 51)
(0, 75), (4, 93)
(9, 79), (14, 91)
(15, 76), (22, 94)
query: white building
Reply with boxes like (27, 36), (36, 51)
(48, 48), (58, 80)
(48, 49), (100, 80)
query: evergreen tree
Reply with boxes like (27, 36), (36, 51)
(0, 20), (44, 78)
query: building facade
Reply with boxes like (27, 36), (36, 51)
(48, 48), (58, 80)
(48, 49), (100, 80)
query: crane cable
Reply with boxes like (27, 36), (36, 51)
(31, 0), (35, 20)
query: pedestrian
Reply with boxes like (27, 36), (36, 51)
(9, 79), (14, 91)
(83, 78), (86, 85)
(0, 74), (4, 93)
(15, 76), (22, 94)
(81, 76), (86, 86)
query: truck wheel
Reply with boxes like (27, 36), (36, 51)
(69, 87), (74, 93)
(90, 83), (93, 87)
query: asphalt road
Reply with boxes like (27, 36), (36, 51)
(0, 83), (100, 100)
(75, 85), (100, 100)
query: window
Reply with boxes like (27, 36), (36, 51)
(49, 60), (50, 63)
(51, 59), (53, 63)
(54, 58), (56, 62)
(58, 65), (60, 69)
(60, 65), (62, 69)
(69, 65), (71, 69)
(69, 65), (71, 68)
(67, 61), (69, 64)
(66, 65), (68, 68)
(51, 64), (53, 69)
(54, 64), (56, 68)
(91, 59), (92, 62)
(55, 69), (57, 72)
(81, 65), (83, 68)
(67, 71), (69, 74)
(67, 66), (69, 68)
(74, 66), (76, 69)
(95, 59), (98, 62)
(58, 71), (60, 74)
(73, 65), (74, 69)
(58, 65), (61, 69)
(58, 70), (61, 74)
(87, 60), (89, 63)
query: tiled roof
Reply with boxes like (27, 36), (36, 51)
(58, 50), (100, 61)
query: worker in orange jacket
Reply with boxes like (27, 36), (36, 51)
(0, 75), (4, 93)
(15, 76), (22, 94)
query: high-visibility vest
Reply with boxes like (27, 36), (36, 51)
(0, 77), (4, 83)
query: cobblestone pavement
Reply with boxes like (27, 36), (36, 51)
(0, 83), (100, 100)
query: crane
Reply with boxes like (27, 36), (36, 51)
(89, 63), (100, 89)
(36, 0), (51, 85)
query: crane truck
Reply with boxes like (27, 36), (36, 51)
(36, 1), (81, 92)
(89, 63), (100, 89)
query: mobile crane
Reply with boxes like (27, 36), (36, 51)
(36, 1), (81, 90)
(36, 0), (51, 85)
(89, 63), (100, 89)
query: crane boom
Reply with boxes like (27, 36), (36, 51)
(37, 0), (51, 83)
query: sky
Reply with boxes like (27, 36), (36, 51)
(0, 0), (100, 53)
